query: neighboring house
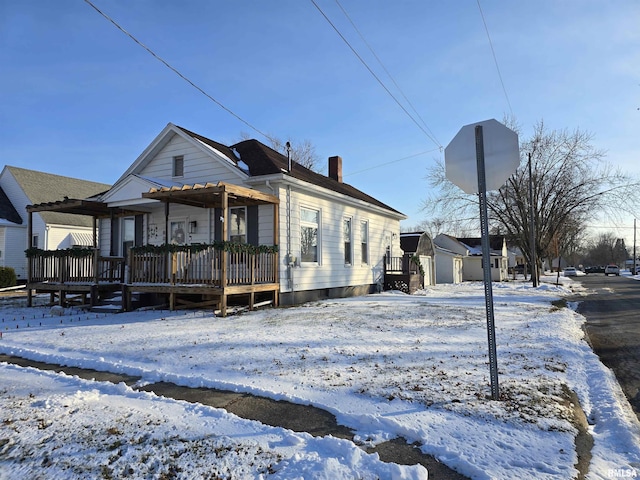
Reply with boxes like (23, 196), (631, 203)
(26, 123), (406, 311)
(0, 166), (110, 280)
(433, 234), (509, 282)
(399, 231), (436, 286)
(434, 245), (464, 284)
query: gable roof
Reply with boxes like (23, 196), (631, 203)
(7, 166), (111, 227)
(457, 236), (506, 252)
(0, 186), (23, 225)
(176, 126), (403, 216)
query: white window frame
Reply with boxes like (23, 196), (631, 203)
(343, 216), (352, 266)
(173, 155), (184, 177)
(229, 206), (247, 244)
(360, 220), (369, 265)
(121, 216), (136, 256)
(300, 206), (320, 264)
(169, 219), (187, 245)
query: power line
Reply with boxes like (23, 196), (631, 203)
(83, 0), (272, 142)
(310, 0), (442, 149)
(476, 0), (514, 118)
(344, 148), (441, 177)
(85, 0), (442, 178)
(334, 0), (442, 149)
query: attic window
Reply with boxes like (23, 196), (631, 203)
(173, 156), (184, 177)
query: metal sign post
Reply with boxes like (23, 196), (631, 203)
(475, 125), (500, 401)
(445, 118), (519, 402)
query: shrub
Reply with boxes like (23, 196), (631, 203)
(0, 267), (17, 288)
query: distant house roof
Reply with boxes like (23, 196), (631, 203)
(176, 126), (404, 216)
(457, 236), (506, 252)
(7, 166), (111, 227)
(400, 232), (421, 254)
(58, 232), (94, 248)
(0, 186), (23, 225)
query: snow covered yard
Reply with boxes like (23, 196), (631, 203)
(1, 278), (639, 479)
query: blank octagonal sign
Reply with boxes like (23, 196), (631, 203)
(444, 119), (520, 194)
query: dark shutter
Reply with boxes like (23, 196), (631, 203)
(110, 216), (119, 256)
(135, 215), (144, 246)
(247, 205), (259, 246)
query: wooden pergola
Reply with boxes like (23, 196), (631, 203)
(26, 198), (144, 248)
(141, 181), (280, 246)
(25, 182), (281, 315)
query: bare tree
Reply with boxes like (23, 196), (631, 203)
(583, 232), (620, 266)
(239, 132), (321, 172)
(423, 121), (639, 282)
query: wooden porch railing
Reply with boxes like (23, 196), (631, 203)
(27, 246), (278, 288)
(384, 254), (420, 274)
(28, 249), (125, 284)
(383, 253), (422, 294)
(128, 246), (278, 286)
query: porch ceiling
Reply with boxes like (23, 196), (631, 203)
(141, 181), (279, 208)
(26, 198), (145, 218)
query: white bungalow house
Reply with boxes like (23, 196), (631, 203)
(0, 166), (110, 280)
(25, 123), (406, 313)
(433, 234), (509, 282)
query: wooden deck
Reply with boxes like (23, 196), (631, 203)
(383, 254), (423, 294)
(26, 245), (279, 316)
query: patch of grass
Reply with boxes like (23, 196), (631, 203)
(550, 299), (567, 311)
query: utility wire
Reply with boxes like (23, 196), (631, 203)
(83, 0), (272, 142)
(477, 0), (514, 118)
(310, 0), (442, 149)
(334, 0), (442, 149)
(344, 148), (441, 177)
(86, 0), (442, 178)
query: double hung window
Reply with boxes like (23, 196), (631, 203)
(300, 207), (319, 263)
(343, 217), (352, 265)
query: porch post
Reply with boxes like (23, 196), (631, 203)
(109, 210), (115, 256)
(93, 248), (99, 284)
(221, 189), (228, 316)
(92, 216), (98, 248)
(164, 201), (170, 283)
(273, 202), (279, 284)
(27, 210), (33, 307)
(164, 202), (170, 245)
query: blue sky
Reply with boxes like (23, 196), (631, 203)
(1, 1), (639, 242)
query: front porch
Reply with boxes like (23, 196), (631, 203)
(383, 254), (424, 294)
(25, 182), (281, 316)
(26, 244), (279, 315)
(124, 243), (279, 313)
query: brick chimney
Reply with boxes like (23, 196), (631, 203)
(328, 156), (343, 183)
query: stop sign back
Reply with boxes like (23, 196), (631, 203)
(445, 119), (519, 194)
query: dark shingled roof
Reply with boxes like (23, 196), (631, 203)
(176, 126), (402, 216)
(0, 186), (23, 224)
(458, 236), (506, 252)
(7, 166), (111, 228)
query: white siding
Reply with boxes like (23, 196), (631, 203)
(279, 185), (401, 294)
(257, 204), (275, 246)
(99, 218), (111, 256)
(0, 226), (28, 279)
(138, 134), (242, 185)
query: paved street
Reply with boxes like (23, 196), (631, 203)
(577, 274), (640, 420)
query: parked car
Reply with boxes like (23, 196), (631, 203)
(509, 264), (529, 274)
(604, 265), (620, 276)
(584, 266), (605, 274)
(563, 266), (578, 277)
